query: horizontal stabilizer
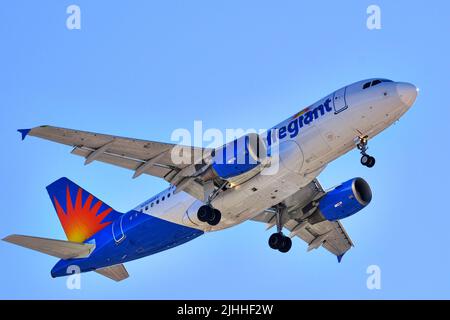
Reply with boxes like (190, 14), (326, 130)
(3, 234), (95, 259)
(95, 264), (129, 282)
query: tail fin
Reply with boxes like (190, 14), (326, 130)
(46, 177), (121, 243)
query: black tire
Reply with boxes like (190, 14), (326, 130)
(366, 156), (376, 168)
(279, 236), (292, 253)
(268, 233), (283, 250)
(208, 209), (221, 226)
(197, 205), (211, 222)
(361, 155), (370, 166)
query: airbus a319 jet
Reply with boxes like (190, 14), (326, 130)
(4, 78), (417, 281)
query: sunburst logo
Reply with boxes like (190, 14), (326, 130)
(53, 186), (113, 243)
(291, 107), (310, 120)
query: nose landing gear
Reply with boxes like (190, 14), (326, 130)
(360, 154), (375, 167)
(356, 136), (376, 168)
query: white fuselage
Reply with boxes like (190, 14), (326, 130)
(134, 79), (417, 232)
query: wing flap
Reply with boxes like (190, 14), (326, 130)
(285, 220), (352, 256)
(3, 234), (95, 259)
(71, 146), (174, 177)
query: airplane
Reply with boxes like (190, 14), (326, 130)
(4, 78), (418, 281)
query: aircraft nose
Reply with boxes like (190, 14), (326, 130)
(396, 82), (418, 107)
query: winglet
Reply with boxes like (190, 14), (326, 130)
(337, 253), (345, 263)
(17, 129), (31, 141)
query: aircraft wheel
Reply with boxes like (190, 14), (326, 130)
(278, 236), (292, 253)
(208, 209), (221, 226)
(361, 155), (370, 166)
(268, 233), (284, 250)
(361, 155), (376, 168)
(197, 205), (212, 222)
(366, 156), (376, 168)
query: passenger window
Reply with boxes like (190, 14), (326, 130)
(156, 200), (159, 204)
(145, 206), (148, 211)
(167, 193), (171, 198)
(363, 82), (371, 89)
(162, 196), (165, 201)
(151, 203), (154, 207)
(371, 80), (381, 86)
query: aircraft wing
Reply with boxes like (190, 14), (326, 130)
(19, 125), (214, 200)
(251, 179), (354, 261)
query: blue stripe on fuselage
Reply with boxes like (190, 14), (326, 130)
(51, 211), (203, 277)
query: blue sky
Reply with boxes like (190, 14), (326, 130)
(1, 1), (449, 299)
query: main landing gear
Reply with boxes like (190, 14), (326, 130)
(268, 205), (292, 253)
(268, 232), (292, 253)
(196, 182), (227, 226)
(356, 136), (376, 168)
(197, 205), (221, 226)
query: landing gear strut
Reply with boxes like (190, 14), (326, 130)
(197, 205), (221, 226)
(356, 136), (375, 168)
(196, 182), (226, 227)
(268, 205), (292, 253)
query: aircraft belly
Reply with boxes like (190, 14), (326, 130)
(278, 140), (304, 173)
(150, 192), (197, 227)
(51, 212), (203, 276)
(211, 168), (309, 230)
(294, 124), (333, 174)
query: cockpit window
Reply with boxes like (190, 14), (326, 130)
(371, 79), (382, 86)
(363, 79), (393, 89)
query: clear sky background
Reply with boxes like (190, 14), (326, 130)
(1, 1), (449, 299)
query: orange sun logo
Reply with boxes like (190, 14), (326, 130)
(291, 107), (310, 120)
(53, 186), (113, 243)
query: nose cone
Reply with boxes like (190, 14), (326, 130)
(396, 82), (418, 107)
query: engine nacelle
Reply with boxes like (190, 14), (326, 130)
(311, 177), (372, 222)
(206, 133), (267, 180)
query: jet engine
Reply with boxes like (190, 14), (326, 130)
(309, 177), (372, 223)
(202, 133), (267, 181)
